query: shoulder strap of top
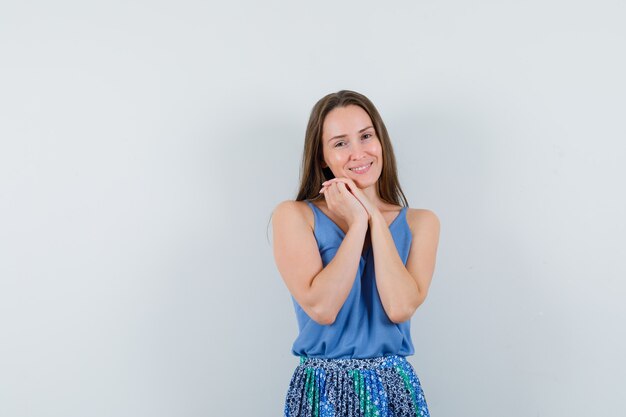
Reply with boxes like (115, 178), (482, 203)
(305, 200), (317, 211)
(304, 200), (318, 218)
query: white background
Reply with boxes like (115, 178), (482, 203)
(1, 1), (625, 416)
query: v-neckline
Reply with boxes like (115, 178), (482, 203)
(308, 201), (407, 261)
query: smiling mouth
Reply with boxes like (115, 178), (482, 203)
(348, 161), (373, 173)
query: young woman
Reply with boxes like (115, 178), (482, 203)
(272, 90), (440, 417)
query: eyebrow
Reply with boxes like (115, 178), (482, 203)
(328, 126), (374, 143)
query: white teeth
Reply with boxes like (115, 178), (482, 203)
(350, 162), (371, 172)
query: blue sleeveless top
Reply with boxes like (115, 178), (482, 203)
(290, 200), (415, 359)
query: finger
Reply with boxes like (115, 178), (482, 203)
(329, 177), (356, 192)
(320, 181), (336, 193)
(322, 178), (349, 189)
(330, 181), (341, 198)
(338, 182), (362, 205)
(330, 182), (341, 202)
(327, 183), (340, 209)
(335, 179), (356, 196)
(336, 181), (351, 198)
(325, 182), (337, 200)
(323, 178), (344, 185)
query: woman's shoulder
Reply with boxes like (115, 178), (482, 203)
(273, 198), (316, 212)
(406, 207), (440, 232)
(406, 206), (438, 216)
(272, 199), (315, 230)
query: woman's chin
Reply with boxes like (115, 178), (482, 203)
(355, 179), (376, 190)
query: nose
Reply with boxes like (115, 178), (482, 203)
(350, 140), (368, 161)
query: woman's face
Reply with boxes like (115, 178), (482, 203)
(321, 104), (383, 189)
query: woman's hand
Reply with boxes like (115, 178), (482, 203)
(319, 180), (368, 228)
(320, 177), (379, 221)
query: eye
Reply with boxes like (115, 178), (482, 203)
(362, 133), (372, 139)
(334, 141), (345, 148)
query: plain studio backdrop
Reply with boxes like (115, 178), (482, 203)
(1, 1), (624, 416)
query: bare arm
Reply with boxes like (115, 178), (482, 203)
(272, 200), (369, 325)
(370, 208), (440, 323)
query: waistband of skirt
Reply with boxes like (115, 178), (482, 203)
(298, 354), (408, 371)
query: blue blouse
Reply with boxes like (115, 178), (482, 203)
(290, 200), (415, 359)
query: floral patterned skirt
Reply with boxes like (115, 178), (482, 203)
(284, 354), (430, 417)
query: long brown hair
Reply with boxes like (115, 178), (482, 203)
(295, 89), (408, 207)
(266, 90), (408, 244)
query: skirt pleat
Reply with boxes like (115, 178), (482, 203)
(283, 355), (430, 417)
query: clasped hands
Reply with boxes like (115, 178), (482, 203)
(319, 177), (380, 222)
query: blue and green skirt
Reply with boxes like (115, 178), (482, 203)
(284, 354), (430, 417)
